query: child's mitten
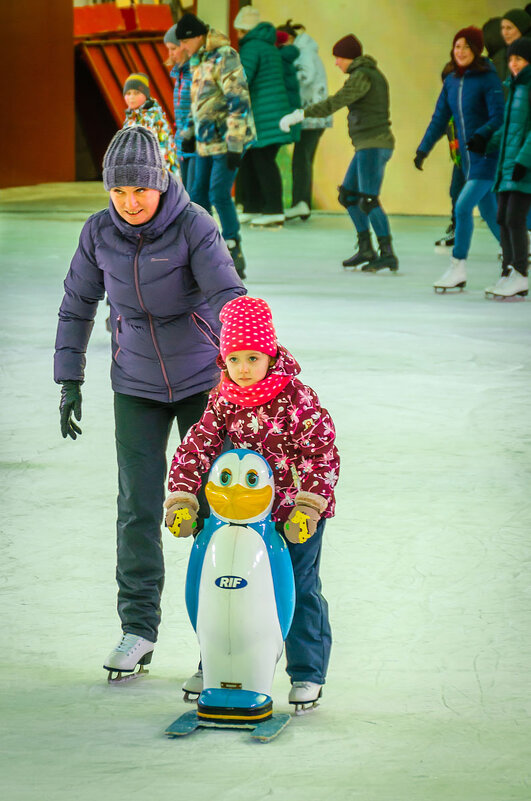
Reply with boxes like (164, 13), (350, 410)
(284, 491), (328, 544)
(164, 492), (199, 538)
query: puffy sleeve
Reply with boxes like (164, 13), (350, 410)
(54, 215), (105, 383)
(168, 390), (228, 493)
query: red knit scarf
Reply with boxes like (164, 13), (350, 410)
(218, 372), (291, 407)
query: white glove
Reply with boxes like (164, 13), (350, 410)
(279, 109), (304, 132)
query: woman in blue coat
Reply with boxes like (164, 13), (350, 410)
(415, 27), (504, 292)
(54, 127), (245, 679)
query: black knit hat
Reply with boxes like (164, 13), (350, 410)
(332, 34), (363, 60)
(507, 37), (531, 63)
(175, 13), (208, 40)
(103, 127), (169, 193)
(123, 72), (150, 98)
(503, 8), (531, 35)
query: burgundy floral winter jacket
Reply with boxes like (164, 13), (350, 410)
(168, 346), (339, 522)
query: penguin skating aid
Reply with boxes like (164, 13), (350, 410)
(165, 449), (295, 742)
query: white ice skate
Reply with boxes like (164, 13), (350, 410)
(104, 633), (155, 683)
(238, 212), (254, 224)
(285, 201), (311, 221)
(288, 681), (323, 714)
(182, 669), (203, 703)
(433, 258), (466, 293)
(491, 267), (528, 299)
(485, 272), (510, 298)
(250, 213), (285, 228)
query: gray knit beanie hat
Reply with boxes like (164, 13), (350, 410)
(103, 126), (169, 192)
(164, 24), (180, 45)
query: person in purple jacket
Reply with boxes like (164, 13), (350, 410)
(54, 126), (245, 680)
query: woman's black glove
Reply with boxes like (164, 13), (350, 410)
(413, 151), (427, 171)
(512, 162), (527, 182)
(181, 136), (196, 154)
(60, 381), (82, 440)
(226, 151), (242, 171)
(466, 133), (487, 154)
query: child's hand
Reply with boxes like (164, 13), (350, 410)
(163, 492), (199, 538)
(283, 492), (328, 544)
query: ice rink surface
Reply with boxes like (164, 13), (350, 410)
(1, 184), (530, 800)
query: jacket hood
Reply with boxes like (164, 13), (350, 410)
(216, 343), (301, 377)
(241, 21), (277, 46)
(108, 175), (190, 241)
(280, 44), (299, 64)
(348, 55), (377, 71)
(482, 18), (504, 58)
(295, 32), (318, 53)
(204, 28), (231, 51)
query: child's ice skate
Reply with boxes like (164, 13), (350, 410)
(104, 633), (154, 683)
(182, 669), (203, 703)
(288, 681), (323, 714)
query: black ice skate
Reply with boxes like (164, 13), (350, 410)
(434, 222), (455, 248)
(226, 238), (246, 279)
(362, 235), (399, 272)
(342, 230), (377, 269)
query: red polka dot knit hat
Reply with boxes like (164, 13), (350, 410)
(219, 296), (278, 360)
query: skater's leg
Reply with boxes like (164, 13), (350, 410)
(251, 144), (283, 215)
(172, 390), (211, 522)
(239, 149), (262, 214)
(114, 393), (174, 643)
(506, 191), (531, 275)
(449, 163), (466, 228)
(208, 154), (240, 242)
(453, 179), (494, 259)
(189, 154), (213, 216)
(477, 187), (501, 243)
(291, 129), (323, 208)
(285, 520), (331, 685)
(356, 147), (393, 238)
(342, 152), (368, 232)
(496, 191), (513, 271)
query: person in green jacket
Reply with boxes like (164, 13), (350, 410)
(280, 33), (398, 272)
(233, 5), (293, 227)
(491, 8), (531, 85)
(481, 38), (531, 298)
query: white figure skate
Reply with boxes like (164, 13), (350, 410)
(433, 258), (466, 293)
(491, 267), (528, 298)
(288, 681), (323, 714)
(182, 669), (203, 703)
(104, 633), (154, 683)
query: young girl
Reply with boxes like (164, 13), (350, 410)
(165, 296), (340, 711)
(483, 38), (531, 298)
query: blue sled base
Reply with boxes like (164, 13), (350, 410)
(165, 710), (291, 742)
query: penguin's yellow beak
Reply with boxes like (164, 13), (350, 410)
(205, 482), (273, 521)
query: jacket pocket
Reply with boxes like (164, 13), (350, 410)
(191, 312), (220, 349)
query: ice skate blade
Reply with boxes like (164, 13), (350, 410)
(250, 223), (284, 230)
(493, 291), (528, 301)
(434, 282), (466, 293)
(291, 700), (320, 716)
(183, 691), (200, 704)
(106, 664), (149, 684)
(361, 265), (399, 273)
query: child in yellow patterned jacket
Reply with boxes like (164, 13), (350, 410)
(122, 72), (180, 179)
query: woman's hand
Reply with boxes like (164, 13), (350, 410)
(59, 381), (82, 440)
(413, 150), (427, 171)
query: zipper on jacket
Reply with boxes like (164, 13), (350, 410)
(133, 235), (174, 402)
(191, 312), (220, 349)
(457, 76), (470, 179)
(115, 314), (122, 360)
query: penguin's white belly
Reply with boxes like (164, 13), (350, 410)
(196, 524), (283, 696)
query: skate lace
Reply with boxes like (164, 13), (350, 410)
(115, 633), (141, 654)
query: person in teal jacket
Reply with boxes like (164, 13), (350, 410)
(481, 38), (531, 298)
(234, 6), (292, 227)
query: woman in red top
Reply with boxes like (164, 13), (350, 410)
(165, 295), (339, 711)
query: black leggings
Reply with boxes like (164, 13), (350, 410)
(497, 191), (531, 275)
(238, 144), (283, 214)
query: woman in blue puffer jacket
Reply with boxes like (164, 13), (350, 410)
(54, 127), (245, 679)
(415, 27), (504, 292)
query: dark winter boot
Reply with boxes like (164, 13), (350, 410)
(362, 235), (399, 272)
(227, 238), (246, 280)
(342, 230), (377, 269)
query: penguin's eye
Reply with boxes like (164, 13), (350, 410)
(245, 470), (259, 488)
(220, 469), (232, 486)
